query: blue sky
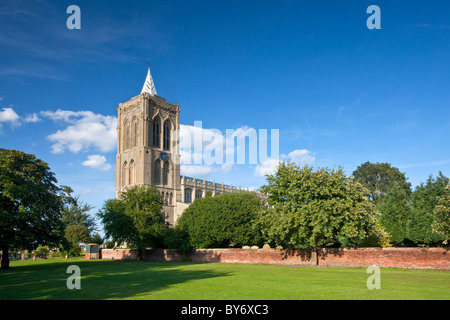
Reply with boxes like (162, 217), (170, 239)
(1, 0), (449, 232)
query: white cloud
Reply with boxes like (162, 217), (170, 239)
(0, 107), (41, 127)
(82, 154), (112, 171)
(23, 113), (41, 123)
(181, 164), (215, 177)
(254, 149), (315, 177)
(287, 149), (315, 166)
(178, 124), (232, 178)
(179, 124), (226, 165)
(179, 123), (278, 165)
(178, 123), (262, 178)
(41, 109), (117, 154)
(41, 109), (81, 122)
(254, 158), (281, 177)
(0, 107), (19, 123)
(179, 123), (283, 179)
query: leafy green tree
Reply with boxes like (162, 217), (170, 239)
(97, 186), (167, 260)
(352, 161), (411, 203)
(33, 245), (49, 258)
(65, 224), (91, 244)
(89, 233), (104, 245)
(59, 190), (97, 255)
(377, 182), (411, 245)
(59, 243), (82, 258)
(432, 185), (450, 244)
(163, 227), (192, 255)
(407, 173), (449, 245)
(62, 195), (96, 237)
(358, 219), (392, 248)
(0, 149), (66, 269)
(103, 240), (115, 249)
(260, 162), (379, 265)
(177, 192), (263, 249)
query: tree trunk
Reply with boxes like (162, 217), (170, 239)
(137, 248), (143, 261)
(1, 246), (10, 269)
(311, 246), (319, 265)
(311, 238), (319, 266)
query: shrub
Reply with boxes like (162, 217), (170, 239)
(406, 173), (448, 245)
(34, 246), (50, 257)
(59, 242), (82, 257)
(359, 220), (392, 248)
(377, 183), (410, 245)
(103, 240), (115, 249)
(177, 192), (263, 249)
(97, 185), (167, 260)
(163, 227), (192, 255)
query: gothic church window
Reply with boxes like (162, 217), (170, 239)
(153, 159), (161, 185)
(132, 119), (138, 148)
(129, 160), (135, 185)
(184, 188), (192, 204)
(163, 119), (171, 150)
(124, 121), (130, 150)
(152, 117), (160, 148)
(122, 161), (129, 186)
(163, 161), (169, 185)
(196, 190), (203, 199)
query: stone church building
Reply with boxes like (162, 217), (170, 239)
(115, 68), (250, 225)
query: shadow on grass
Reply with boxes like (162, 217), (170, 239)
(0, 259), (230, 300)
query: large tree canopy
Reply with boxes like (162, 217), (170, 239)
(377, 182), (411, 245)
(352, 161), (411, 203)
(406, 172), (449, 244)
(260, 162), (379, 264)
(62, 194), (96, 244)
(0, 148), (66, 269)
(97, 185), (166, 260)
(432, 184), (450, 244)
(177, 192), (263, 249)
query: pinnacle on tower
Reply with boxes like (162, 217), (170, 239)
(141, 67), (157, 96)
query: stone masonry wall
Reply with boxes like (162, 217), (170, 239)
(100, 247), (449, 270)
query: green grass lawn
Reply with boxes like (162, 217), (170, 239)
(0, 257), (448, 300)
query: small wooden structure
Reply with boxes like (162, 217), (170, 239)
(85, 244), (100, 260)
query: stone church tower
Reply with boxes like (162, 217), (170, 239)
(115, 67), (182, 224)
(116, 68), (255, 225)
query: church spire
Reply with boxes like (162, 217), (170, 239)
(141, 66), (157, 96)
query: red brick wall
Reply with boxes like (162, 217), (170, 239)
(100, 247), (449, 270)
(101, 249), (138, 260)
